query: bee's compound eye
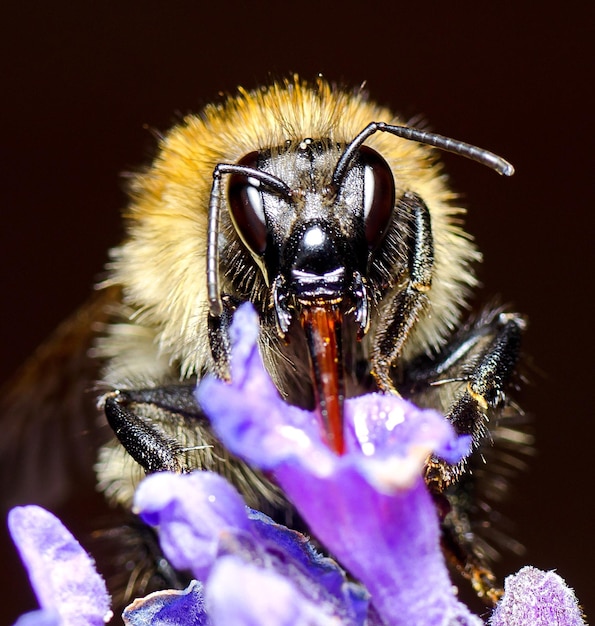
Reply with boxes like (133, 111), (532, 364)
(360, 146), (396, 250)
(228, 151), (268, 256)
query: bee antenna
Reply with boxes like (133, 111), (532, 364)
(207, 164), (291, 317)
(333, 122), (514, 187)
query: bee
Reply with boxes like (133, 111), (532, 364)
(1, 76), (528, 609)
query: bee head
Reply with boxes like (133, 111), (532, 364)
(207, 122), (513, 454)
(225, 140), (395, 340)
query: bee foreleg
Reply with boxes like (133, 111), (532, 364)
(409, 311), (526, 487)
(104, 385), (202, 474)
(446, 313), (525, 444)
(372, 192), (434, 391)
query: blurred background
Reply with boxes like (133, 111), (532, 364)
(1, 2), (592, 623)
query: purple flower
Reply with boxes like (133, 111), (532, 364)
(196, 303), (480, 626)
(134, 471), (249, 582)
(8, 505), (112, 626)
(132, 471), (372, 624)
(489, 567), (585, 626)
(123, 581), (208, 626)
(192, 303), (586, 625)
(9, 302), (586, 626)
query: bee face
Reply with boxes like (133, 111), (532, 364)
(227, 142), (394, 327)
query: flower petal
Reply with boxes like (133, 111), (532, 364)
(489, 566), (586, 626)
(345, 393), (471, 491)
(135, 469), (373, 623)
(12, 610), (60, 626)
(133, 471), (249, 581)
(122, 580), (209, 626)
(275, 462), (482, 625)
(206, 555), (342, 626)
(242, 509), (371, 624)
(345, 392), (469, 460)
(196, 305), (326, 473)
(8, 506), (112, 626)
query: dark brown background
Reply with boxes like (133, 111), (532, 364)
(1, 2), (592, 623)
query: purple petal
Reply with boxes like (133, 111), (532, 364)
(344, 393), (471, 491)
(8, 506), (112, 626)
(198, 372), (323, 472)
(247, 508), (364, 603)
(345, 392), (467, 459)
(197, 306), (324, 473)
(122, 580), (209, 626)
(489, 566), (586, 626)
(242, 510), (371, 624)
(206, 555), (342, 626)
(135, 470), (372, 623)
(12, 610), (60, 626)
(276, 462), (481, 625)
(133, 472), (249, 581)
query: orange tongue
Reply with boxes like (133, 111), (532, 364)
(300, 305), (345, 455)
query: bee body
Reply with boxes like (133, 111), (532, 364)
(2, 76), (528, 608)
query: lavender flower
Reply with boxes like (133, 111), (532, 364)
(8, 303), (586, 626)
(193, 302), (585, 626)
(130, 471), (372, 625)
(122, 581), (208, 626)
(8, 505), (112, 626)
(489, 567), (585, 626)
(195, 303), (480, 625)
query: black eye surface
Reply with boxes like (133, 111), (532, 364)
(228, 151), (268, 256)
(360, 145), (396, 250)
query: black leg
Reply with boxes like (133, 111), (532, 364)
(402, 308), (527, 604)
(436, 489), (503, 605)
(407, 310), (526, 486)
(102, 382), (286, 514)
(371, 192), (434, 391)
(448, 313), (524, 437)
(104, 384), (201, 474)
